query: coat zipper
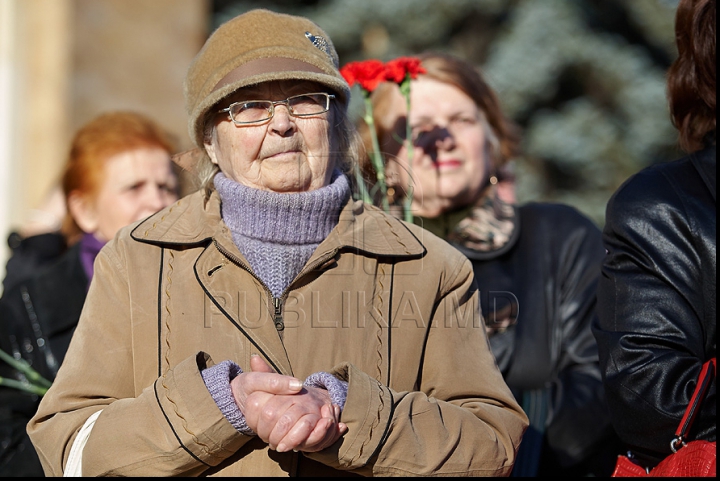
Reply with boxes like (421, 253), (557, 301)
(272, 249), (339, 332)
(273, 297), (284, 331)
(213, 239), (339, 334)
(213, 240), (281, 331)
(20, 286), (59, 376)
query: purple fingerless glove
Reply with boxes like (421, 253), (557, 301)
(201, 360), (255, 436)
(304, 372), (348, 411)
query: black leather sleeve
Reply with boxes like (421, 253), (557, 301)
(539, 206), (616, 466)
(593, 155), (716, 456)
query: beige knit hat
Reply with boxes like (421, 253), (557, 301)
(184, 9), (350, 149)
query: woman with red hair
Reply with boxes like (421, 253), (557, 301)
(0, 111), (179, 476)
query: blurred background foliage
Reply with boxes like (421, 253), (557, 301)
(213, 0), (681, 226)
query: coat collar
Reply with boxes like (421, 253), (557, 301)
(131, 187), (426, 258)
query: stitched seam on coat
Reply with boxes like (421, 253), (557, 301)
(353, 264), (387, 464)
(142, 201), (179, 238)
(374, 263), (385, 382)
(162, 250), (174, 373)
(153, 380), (209, 468)
(381, 216), (411, 255)
(158, 250), (212, 454)
(157, 248), (164, 378)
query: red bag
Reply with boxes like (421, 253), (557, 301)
(612, 358), (716, 477)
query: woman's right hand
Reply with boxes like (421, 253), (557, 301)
(230, 355), (347, 453)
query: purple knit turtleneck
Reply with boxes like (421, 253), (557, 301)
(214, 170), (350, 297)
(79, 233), (106, 289)
(203, 171), (352, 434)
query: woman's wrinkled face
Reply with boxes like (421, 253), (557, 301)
(205, 80), (337, 193)
(72, 147), (178, 242)
(385, 77), (492, 218)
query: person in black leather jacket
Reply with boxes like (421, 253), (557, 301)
(0, 111), (179, 476)
(361, 51), (624, 476)
(592, 0), (716, 471)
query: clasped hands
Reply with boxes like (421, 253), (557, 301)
(230, 355), (348, 453)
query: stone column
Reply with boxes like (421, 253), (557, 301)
(0, 0), (73, 290)
(0, 0), (210, 293)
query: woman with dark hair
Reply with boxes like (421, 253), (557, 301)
(362, 52), (623, 476)
(592, 0), (716, 471)
(0, 111), (179, 476)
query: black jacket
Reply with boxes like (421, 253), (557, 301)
(593, 145), (716, 466)
(0, 242), (87, 476)
(3, 231), (66, 293)
(453, 202), (622, 477)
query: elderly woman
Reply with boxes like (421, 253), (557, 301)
(26, 9), (527, 477)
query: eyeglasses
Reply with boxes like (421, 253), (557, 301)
(218, 92), (335, 125)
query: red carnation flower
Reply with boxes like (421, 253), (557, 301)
(384, 57), (426, 84)
(340, 59), (387, 92)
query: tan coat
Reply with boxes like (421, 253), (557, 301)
(27, 188), (527, 476)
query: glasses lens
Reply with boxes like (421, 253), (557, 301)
(288, 94), (329, 116)
(230, 101), (273, 123)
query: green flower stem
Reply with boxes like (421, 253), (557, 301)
(400, 74), (415, 223)
(0, 376), (48, 396)
(354, 162), (372, 204)
(362, 91), (389, 213)
(0, 347), (53, 389)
